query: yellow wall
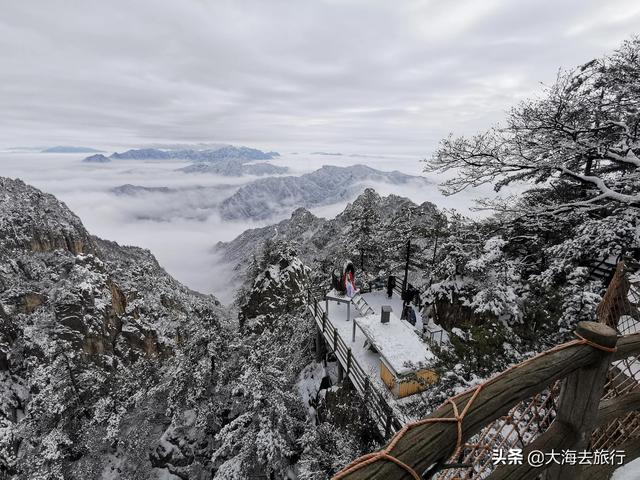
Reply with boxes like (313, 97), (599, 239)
(380, 360), (438, 398)
(380, 360), (396, 390)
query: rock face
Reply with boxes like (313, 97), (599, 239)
(0, 177), (97, 255)
(219, 164), (430, 220)
(240, 243), (311, 323)
(0, 177), (231, 479)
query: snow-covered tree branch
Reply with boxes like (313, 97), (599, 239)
(424, 37), (640, 214)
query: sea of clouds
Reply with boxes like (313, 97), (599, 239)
(0, 150), (496, 304)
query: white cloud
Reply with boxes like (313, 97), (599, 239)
(0, 1), (638, 155)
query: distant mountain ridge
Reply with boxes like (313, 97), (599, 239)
(104, 164), (429, 222)
(81, 145), (284, 174)
(82, 153), (110, 163)
(178, 159), (288, 176)
(110, 145), (278, 161)
(219, 164), (430, 220)
(43, 145), (104, 153)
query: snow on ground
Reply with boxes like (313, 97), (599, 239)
(362, 290), (423, 330)
(296, 361), (325, 420)
(612, 457), (640, 479)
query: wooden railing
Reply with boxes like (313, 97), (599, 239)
(306, 291), (404, 438)
(335, 321), (640, 480)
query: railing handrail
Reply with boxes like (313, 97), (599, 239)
(334, 322), (632, 479)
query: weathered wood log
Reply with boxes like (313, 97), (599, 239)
(543, 322), (617, 479)
(612, 332), (640, 360)
(335, 322), (611, 480)
(596, 391), (640, 428)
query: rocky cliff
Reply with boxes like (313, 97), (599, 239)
(0, 177), (232, 479)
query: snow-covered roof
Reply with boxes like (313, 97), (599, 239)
(356, 312), (434, 376)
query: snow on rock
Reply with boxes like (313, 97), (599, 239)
(219, 164), (431, 220)
(0, 177), (232, 478)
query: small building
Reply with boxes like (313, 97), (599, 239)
(356, 309), (437, 398)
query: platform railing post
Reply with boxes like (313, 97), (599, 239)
(544, 321), (618, 480)
(384, 406), (393, 438)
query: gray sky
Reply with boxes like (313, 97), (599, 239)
(1, 0), (639, 155)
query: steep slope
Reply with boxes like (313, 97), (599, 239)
(0, 178), (232, 479)
(219, 164), (430, 220)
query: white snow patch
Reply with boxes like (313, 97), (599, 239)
(613, 457), (640, 480)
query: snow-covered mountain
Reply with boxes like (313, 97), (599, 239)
(109, 145), (278, 161)
(43, 146), (104, 153)
(0, 177), (233, 478)
(219, 164), (430, 220)
(177, 159), (288, 176)
(216, 188), (440, 275)
(0, 176), (368, 479)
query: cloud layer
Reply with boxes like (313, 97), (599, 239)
(2, 1), (639, 154)
(2, 151), (488, 302)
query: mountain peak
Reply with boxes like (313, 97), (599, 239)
(0, 177), (96, 255)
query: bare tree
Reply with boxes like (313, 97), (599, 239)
(425, 37), (640, 214)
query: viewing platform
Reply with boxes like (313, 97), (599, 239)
(307, 287), (441, 436)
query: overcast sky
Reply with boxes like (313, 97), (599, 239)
(1, 0), (639, 155)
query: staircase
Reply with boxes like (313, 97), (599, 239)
(352, 293), (375, 316)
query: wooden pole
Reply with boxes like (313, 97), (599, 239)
(544, 322), (618, 480)
(337, 361), (344, 384)
(349, 302), (356, 342)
